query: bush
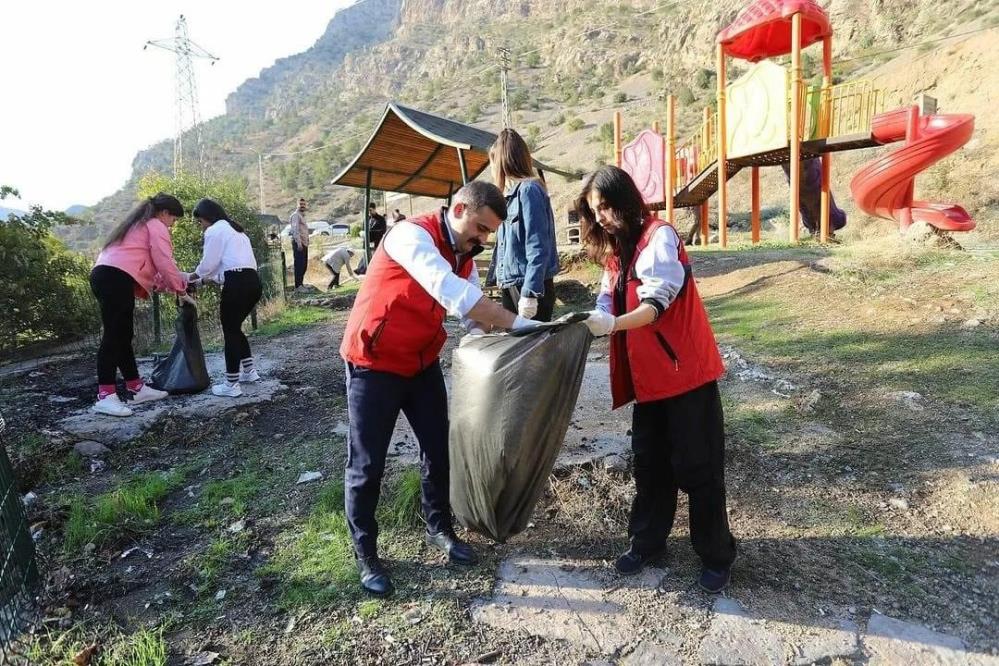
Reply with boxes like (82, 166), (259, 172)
(0, 186), (99, 353)
(694, 68), (714, 90)
(613, 92), (628, 104)
(651, 68), (664, 82)
(677, 85), (695, 105)
(567, 117), (585, 131)
(349, 223), (362, 238)
(549, 113), (566, 127)
(524, 52), (542, 68)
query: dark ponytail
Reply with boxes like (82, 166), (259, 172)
(103, 193), (184, 249)
(192, 198), (244, 233)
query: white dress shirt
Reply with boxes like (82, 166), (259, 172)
(596, 225), (686, 313)
(381, 211), (484, 329)
(194, 221), (257, 284)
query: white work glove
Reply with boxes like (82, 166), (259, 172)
(467, 327), (486, 336)
(518, 296), (539, 320)
(511, 315), (533, 331)
(584, 310), (616, 337)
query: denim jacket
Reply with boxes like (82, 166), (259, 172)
(493, 179), (560, 297)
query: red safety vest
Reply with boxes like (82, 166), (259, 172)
(607, 217), (724, 408)
(340, 209), (477, 377)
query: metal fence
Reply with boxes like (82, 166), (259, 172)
(0, 412), (40, 663)
(2, 246), (287, 365)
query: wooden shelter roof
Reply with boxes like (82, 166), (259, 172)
(330, 103), (573, 198)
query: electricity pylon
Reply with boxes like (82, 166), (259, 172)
(144, 15), (219, 176)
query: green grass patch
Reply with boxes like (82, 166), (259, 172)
(724, 400), (780, 450)
(251, 306), (331, 337)
(707, 292), (999, 412)
(188, 533), (250, 593)
(25, 625), (167, 666)
(260, 470), (424, 609)
(174, 469), (267, 528)
(63, 470), (185, 552)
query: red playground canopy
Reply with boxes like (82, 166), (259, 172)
(717, 0), (831, 61)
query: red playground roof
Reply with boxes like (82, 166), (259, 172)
(717, 0), (831, 61)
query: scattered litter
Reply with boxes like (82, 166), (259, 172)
(284, 615), (297, 634)
(228, 519), (246, 533)
(333, 421), (350, 436)
(404, 607), (425, 625)
(887, 391), (925, 411)
(190, 652), (220, 666)
(800, 389), (822, 413)
(472, 649), (502, 663)
(48, 395), (76, 404)
(297, 471), (323, 484)
(771, 388), (791, 398)
(22, 492), (38, 508)
(214, 589), (226, 601)
(889, 497), (910, 511)
(72, 643), (98, 665)
(89, 459), (107, 474)
(773, 379), (797, 392)
(120, 547), (153, 560)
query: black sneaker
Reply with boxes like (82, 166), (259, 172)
(358, 556), (394, 597)
(698, 566), (731, 593)
(425, 529), (477, 565)
(614, 546), (665, 575)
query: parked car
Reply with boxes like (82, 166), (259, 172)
(279, 221), (349, 238)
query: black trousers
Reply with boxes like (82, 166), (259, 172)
(324, 263), (341, 288)
(90, 265), (139, 385)
(500, 277), (557, 323)
(220, 270), (262, 374)
(345, 360), (450, 559)
(292, 244), (308, 287)
(629, 380), (737, 569)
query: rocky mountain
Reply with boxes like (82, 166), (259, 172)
(77, 0), (996, 249)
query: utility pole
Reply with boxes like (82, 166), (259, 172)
(145, 15), (219, 176)
(498, 46), (512, 129)
(257, 153), (265, 212)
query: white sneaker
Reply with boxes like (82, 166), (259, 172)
(239, 369), (261, 383)
(92, 395), (133, 417)
(211, 382), (243, 398)
(130, 384), (169, 404)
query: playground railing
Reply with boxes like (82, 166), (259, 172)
(672, 111), (718, 192)
(819, 80), (885, 139)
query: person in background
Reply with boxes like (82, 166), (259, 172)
(89, 193), (194, 417)
(188, 198), (262, 398)
(340, 181), (534, 597)
(289, 198), (309, 289)
(577, 165), (737, 594)
(322, 245), (356, 289)
(368, 203), (388, 249)
(488, 128), (560, 322)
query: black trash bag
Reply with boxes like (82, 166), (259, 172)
(150, 302), (210, 394)
(449, 313), (592, 542)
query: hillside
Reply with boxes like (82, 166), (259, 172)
(73, 0), (999, 250)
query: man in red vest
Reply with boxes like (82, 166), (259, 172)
(340, 181), (533, 596)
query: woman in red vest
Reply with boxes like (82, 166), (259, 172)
(578, 166), (737, 593)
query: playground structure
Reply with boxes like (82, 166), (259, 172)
(616, 0), (977, 246)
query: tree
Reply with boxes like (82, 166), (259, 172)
(0, 186), (98, 353)
(613, 92), (628, 104)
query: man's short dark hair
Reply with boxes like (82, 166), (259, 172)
(454, 181), (507, 220)
(368, 203), (377, 210)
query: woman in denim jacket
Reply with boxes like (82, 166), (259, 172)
(488, 129), (560, 322)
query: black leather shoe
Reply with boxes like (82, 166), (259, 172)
(426, 529), (477, 565)
(614, 546), (665, 575)
(358, 556), (394, 597)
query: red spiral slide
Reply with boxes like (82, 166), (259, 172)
(850, 106), (976, 232)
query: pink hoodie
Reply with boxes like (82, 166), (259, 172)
(95, 219), (187, 299)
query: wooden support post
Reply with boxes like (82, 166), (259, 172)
(716, 44), (728, 248)
(700, 201), (710, 247)
(789, 12), (803, 243)
(751, 166), (761, 244)
(652, 120), (660, 133)
(363, 168), (373, 262)
(457, 148), (469, 184)
(665, 95), (676, 225)
(613, 111), (623, 167)
(819, 35), (833, 243)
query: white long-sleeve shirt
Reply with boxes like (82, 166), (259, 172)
(194, 220), (257, 283)
(381, 212), (483, 330)
(596, 225), (686, 314)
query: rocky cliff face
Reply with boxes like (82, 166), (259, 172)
(225, 0), (404, 118)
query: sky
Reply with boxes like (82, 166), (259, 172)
(0, 1), (354, 212)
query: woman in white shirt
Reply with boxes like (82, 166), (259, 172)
(189, 198), (262, 398)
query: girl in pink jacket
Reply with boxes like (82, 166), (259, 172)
(90, 193), (193, 417)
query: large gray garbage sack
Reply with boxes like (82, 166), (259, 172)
(449, 314), (592, 542)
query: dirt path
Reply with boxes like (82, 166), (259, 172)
(3, 246), (997, 664)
